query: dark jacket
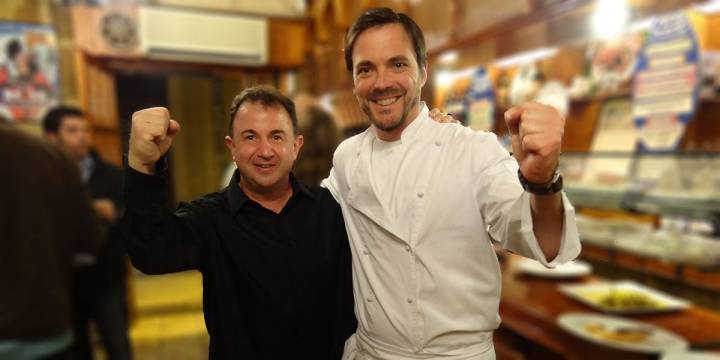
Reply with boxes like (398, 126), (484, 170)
(75, 150), (126, 299)
(0, 124), (102, 339)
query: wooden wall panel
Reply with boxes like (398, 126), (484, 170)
(268, 20), (307, 67)
(167, 75), (224, 201)
(681, 100), (720, 152)
(455, 0), (531, 39)
(563, 100), (602, 152)
(409, 1), (453, 50)
(79, 57), (122, 166)
(0, 0), (51, 23)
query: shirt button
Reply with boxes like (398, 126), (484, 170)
(435, 140), (441, 146)
(407, 298), (414, 304)
(417, 192), (424, 198)
(367, 297), (373, 303)
(405, 245), (411, 252)
(363, 249), (369, 255)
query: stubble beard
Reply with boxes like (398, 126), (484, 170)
(363, 89), (421, 133)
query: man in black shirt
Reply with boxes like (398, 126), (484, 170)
(120, 86), (356, 359)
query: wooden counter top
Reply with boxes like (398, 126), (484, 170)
(498, 254), (720, 359)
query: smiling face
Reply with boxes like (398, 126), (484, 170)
(351, 23), (427, 141)
(224, 102), (303, 196)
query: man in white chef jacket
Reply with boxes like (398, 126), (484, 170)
(322, 7), (582, 360)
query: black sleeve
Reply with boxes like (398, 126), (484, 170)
(118, 166), (207, 275)
(332, 208), (357, 357)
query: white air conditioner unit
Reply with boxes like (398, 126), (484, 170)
(138, 6), (268, 66)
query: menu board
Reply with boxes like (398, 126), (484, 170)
(633, 12), (700, 151)
(578, 99), (636, 189)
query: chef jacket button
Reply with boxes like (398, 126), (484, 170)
(407, 298), (414, 304)
(417, 192), (424, 198)
(435, 140), (441, 146)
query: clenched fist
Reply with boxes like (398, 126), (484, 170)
(504, 102), (564, 184)
(128, 107), (181, 175)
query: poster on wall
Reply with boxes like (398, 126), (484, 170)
(466, 67), (495, 131)
(442, 81), (468, 126)
(0, 22), (59, 123)
(632, 12), (700, 152)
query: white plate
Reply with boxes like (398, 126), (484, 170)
(514, 258), (592, 278)
(558, 312), (688, 354)
(661, 350), (720, 360)
(558, 280), (690, 314)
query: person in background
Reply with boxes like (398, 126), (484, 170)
(0, 119), (102, 360)
(292, 93), (342, 186)
(324, 8), (581, 359)
(120, 86), (356, 359)
(43, 106), (132, 360)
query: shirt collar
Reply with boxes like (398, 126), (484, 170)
(400, 102), (429, 143)
(79, 154), (95, 183)
(225, 169), (315, 215)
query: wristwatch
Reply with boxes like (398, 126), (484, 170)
(518, 169), (563, 195)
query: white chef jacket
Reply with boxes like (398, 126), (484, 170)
(323, 105), (581, 359)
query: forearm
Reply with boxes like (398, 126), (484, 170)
(530, 192), (564, 261)
(120, 167), (201, 274)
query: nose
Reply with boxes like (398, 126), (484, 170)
(256, 140), (274, 159)
(373, 68), (393, 91)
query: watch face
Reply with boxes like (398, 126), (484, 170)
(100, 12), (138, 50)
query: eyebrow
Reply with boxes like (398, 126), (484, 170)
(388, 56), (410, 64)
(355, 60), (373, 70)
(239, 129), (287, 136)
(355, 56), (411, 71)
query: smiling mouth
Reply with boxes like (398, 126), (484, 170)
(254, 164), (276, 170)
(372, 96), (401, 106)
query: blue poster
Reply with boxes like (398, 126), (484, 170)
(632, 12), (699, 152)
(466, 67), (495, 131)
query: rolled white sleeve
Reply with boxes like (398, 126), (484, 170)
(320, 166), (341, 203)
(507, 191), (581, 267)
(474, 133), (581, 268)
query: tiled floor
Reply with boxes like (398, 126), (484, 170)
(128, 271), (209, 359)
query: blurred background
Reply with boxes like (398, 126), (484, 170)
(3, 0), (720, 359)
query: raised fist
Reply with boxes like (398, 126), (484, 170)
(128, 107), (180, 175)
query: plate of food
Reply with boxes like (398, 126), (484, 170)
(661, 350), (720, 360)
(558, 280), (690, 314)
(514, 257), (592, 278)
(558, 312), (688, 354)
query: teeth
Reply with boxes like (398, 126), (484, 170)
(375, 97), (399, 106)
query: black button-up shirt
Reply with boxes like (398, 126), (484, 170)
(120, 168), (356, 359)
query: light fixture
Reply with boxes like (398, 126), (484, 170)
(493, 47), (557, 68)
(439, 50), (459, 65)
(592, 0), (630, 39)
(692, 0), (720, 14)
(434, 67), (477, 87)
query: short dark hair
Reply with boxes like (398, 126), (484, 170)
(42, 106), (85, 134)
(228, 85), (298, 137)
(344, 7), (427, 73)
(6, 39), (22, 60)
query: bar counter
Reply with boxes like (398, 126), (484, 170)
(496, 254), (720, 359)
